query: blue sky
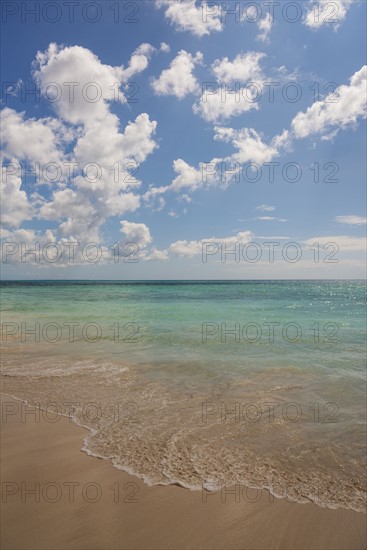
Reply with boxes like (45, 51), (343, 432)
(1, 0), (366, 279)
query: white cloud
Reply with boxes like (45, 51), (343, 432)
(291, 66), (367, 139)
(38, 110), (157, 242)
(144, 156), (222, 202)
(145, 248), (169, 261)
(257, 204), (275, 212)
(1, 160), (33, 228)
(214, 126), (279, 165)
(155, 0), (223, 37)
(255, 217), (287, 222)
(256, 12), (273, 42)
(33, 42), (157, 126)
(33, 43), (124, 126)
(256, 236), (291, 240)
(194, 52), (265, 122)
(304, 0), (354, 30)
(169, 230), (253, 257)
(0, 220), (160, 266)
(38, 188), (91, 221)
(244, 5), (273, 42)
(207, 67), (366, 168)
(160, 42), (171, 53)
(180, 194), (192, 203)
(211, 52), (265, 84)
(3, 38), (366, 274)
(147, 66), (367, 205)
(145, 121), (289, 200)
(1, 108), (71, 166)
(74, 112), (157, 172)
(0, 229), (85, 268)
(151, 50), (203, 98)
(4, 44), (158, 245)
(193, 89), (260, 122)
(119, 221), (169, 261)
(205, 65), (367, 176)
(303, 236), (367, 252)
(1, 43), (163, 254)
(120, 221), (152, 248)
(40, 185), (141, 243)
(336, 215), (367, 226)
(169, 158), (206, 191)
(271, 129), (292, 151)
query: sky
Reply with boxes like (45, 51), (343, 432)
(1, 0), (366, 279)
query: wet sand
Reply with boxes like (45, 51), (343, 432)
(1, 393), (366, 550)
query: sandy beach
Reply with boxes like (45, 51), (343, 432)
(1, 0), (366, 542)
(1, 393), (366, 550)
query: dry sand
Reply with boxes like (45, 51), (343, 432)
(1, 393), (366, 550)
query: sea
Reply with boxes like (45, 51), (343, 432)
(1, 280), (366, 511)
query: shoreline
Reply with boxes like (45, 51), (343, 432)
(2, 389), (365, 512)
(1, 393), (366, 549)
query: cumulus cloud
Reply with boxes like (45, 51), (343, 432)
(118, 221), (169, 261)
(168, 158), (206, 191)
(201, 65), (366, 143)
(169, 230), (253, 257)
(33, 42), (158, 126)
(38, 108), (157, 243)
(145, 248), (169, 261)
(193, 89), (260, 123)
(155, 0), (223, 37)
(304, 0), (354, 30)
(120, 221), (152, 247)
(145, 122), (290, 201)
(0, 43), (161, 248)
(335, 215), (367, 226)
(256, 12), (273, 42)
(159, 42), (171, 53)
(146, 64), (367, 207)
(74, 112), (157, 173)
(244, 5), (273, 42)
(151, 50), (203, 98)
(211, 52), (265, 84)
(143, 155), (223, 203)
(1, 220), (160, 266)
(1, 108), (71, 167)
(208, 65), (366, 180)
(255, 216), (287, 222)
(291, 66), (367, 139)
(3, 38), (366, 271)
(0, 228), (79, 266)
(303, 236), (367, 252)
(257, 204), (275, 212)
(194, 52), (265, 122)
(214, 126), (280, 165)
(1, 160), (33, 228)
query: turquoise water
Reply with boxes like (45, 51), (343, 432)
(1, 280), (366, 510)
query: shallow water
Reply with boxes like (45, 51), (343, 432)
(1, 280), (366, 511)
